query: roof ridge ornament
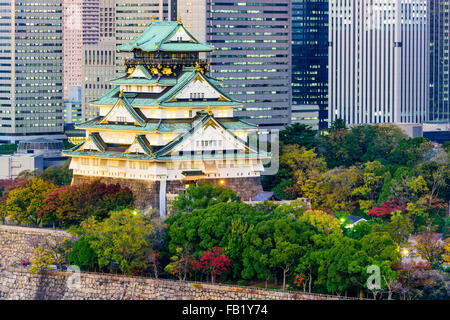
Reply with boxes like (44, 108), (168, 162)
(151, 15), (155, 23)
(178, 15), (182, 25)
(206, 105), (213, 116)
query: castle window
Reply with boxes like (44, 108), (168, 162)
(139, 162), (148, 170)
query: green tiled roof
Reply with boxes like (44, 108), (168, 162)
(93, 70), (241, 106)
(158, 70), (241, 104)
(117, 21), (214, 52)
(76, 115), (255, 132)
(110, 76), (177, 86)
(121, 96), (146, 126)
(90, 133), (106, 152)
(136, 135), (154, 155)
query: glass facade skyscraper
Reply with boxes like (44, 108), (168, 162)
(207, 0), (292, 130)
(0, 0), (65, 143)
(429, 0), (450, 123)
(291, 0), (328, 129)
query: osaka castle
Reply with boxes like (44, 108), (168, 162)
(63, 19), (270, 217)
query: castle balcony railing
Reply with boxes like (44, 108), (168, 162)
(124, 58), (209, 66)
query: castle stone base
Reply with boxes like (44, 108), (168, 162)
(71, 175), (263, 214)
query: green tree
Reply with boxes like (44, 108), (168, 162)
(171, 182), (241, 214)
(279, 123), (317, 148)
(68, 236), (98, 271)
(386, 211), (413, 245)
(40, 161), (73, 186)
(80, 209), (153, 273)
(6, 178), (56, 226)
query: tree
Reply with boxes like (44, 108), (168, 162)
(68, 236), (98, 271)
(6, 178), (56, 226)
(298, 210), (342, 236)
(30, 246), (54, 274)
(40, 161), (73, 186)
(443, 241), (450, 264)
(271, 145), (327, 199)
(301, 166), (363, 212)
(0, 179), (28, 223)
(196, 246), (231, 283)
(171, 182), (240, 214)
(386, 212), (413, 245)
(39, 181), (134, 226)
(351, 161), (387, 203)
(279, 123), (317, 148)
(146, 250), (161, 279)
(414, 223), (445, 264)
(164, 246), (196, 281)
(80, 209), (153, 273)
(269, 217), (315, 290)
(367, 198), (405, 218)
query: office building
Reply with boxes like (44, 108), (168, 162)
(207, 0), (292, 130)
(328, 0), (429, 125)
(0, 0), (65, 143)
(292, 0), (328, 129)
(429, 0), (450, 123)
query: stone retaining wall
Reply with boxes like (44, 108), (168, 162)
(0, 225), (71, 267)
(0, 267), (349, 300)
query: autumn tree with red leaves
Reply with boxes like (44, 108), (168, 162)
(367, 198), (406, 218)
(196, 246), (231, 283)
(38, 181), (134, 226)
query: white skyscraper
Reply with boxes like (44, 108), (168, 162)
(328, 0), (428, 126)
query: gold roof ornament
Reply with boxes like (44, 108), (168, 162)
(178, 15), (182, 24)
(162, 67), (172, 75)
(119, 89), (124, 98)
(195, 61), (204, 74)
(206, 105), (213, 116)
(151, 15), (155, 23)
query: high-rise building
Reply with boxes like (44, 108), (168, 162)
(207, 0), (292, 130)
(80, 0), (173, 120)
(291, 0), (328, 130)
(0, 0), (65, 143)
(329, 0), (429, 126)
(82, 39), (117, 119)
(178, 0), (207, 43)
(63, 0), (83, 100)
(429, 0), (449, 123)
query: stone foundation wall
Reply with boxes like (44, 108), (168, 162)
(0, 267), (349, 300)
(167, 177), (263, 201)
(72, 175), (263, 212)
(0, 225), (72, 267)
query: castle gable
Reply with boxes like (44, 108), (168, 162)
(158, 115), (255, 156)
(100, 98), (146, 126)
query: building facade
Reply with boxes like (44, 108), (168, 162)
(292, 0), (328, 130)
(0, 0), (65, 143)
(328, 0), (429, 126)
(207, 0), (292, 130)
(429, 0), (450, 123)
(64, 21), (269, 216)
